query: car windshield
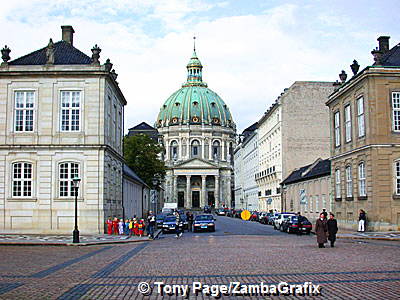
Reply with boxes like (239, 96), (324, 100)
(156, 215), (165, 220)
(195, 215), (213, 221)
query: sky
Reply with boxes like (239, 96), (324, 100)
(1, 0), (399, 132)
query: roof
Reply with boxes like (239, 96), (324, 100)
(9, 41), (92, 65)
(242, 122), (258, 134)
(281, 159), (331, 185)
(376, 43), (400, 66)
(123, 164), (147, 186)
(128, 122), (156, 131)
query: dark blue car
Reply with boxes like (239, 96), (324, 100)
(193, 214), (215, 232)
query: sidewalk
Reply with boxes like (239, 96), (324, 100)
(337, 231), (400, 241)
(0, 230), (162, 246)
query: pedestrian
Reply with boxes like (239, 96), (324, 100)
(322, 208), (328, 219)
(112, 217), (119, 235)
(138, 219), (145, 237)
(187, 212), (194, 232)
(106, 217), (113, 235)
(358, 209), (366, 232)
(133, 218), (139, 236)
(147, 211), (156, 239)
(327, 213), (338, 247)
(124, 219), (130, 235)
(118, 218), (124, 235)
(129, 218), (134, 237)
(175, 210), (182, 238)
(296, 212), (303, 235)
(315, 212), (328, 248)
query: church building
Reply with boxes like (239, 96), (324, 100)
(156, 45), (236, 209)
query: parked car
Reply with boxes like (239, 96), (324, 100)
(193, 214), (216, 232)
(161, 215), (182, 233)
(203, 205), (212, 213)
(156, 214), (167, 228)
(250, 211), (259, 221)
(180, 214), (189, 230)
(274, 213), (296, 230)
(227, 209), (236, 217)
(281, 215), (312, 234)
(268, 213), (280, 225)
(259, 212), (272, 224)
(234, 210), (243, 218)
(215, 208), (226, 216)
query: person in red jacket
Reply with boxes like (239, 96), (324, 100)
(112, 217), (119, 235)
(133, 218), (139, 236)
(138, 219), (145, 237)
(106, 217), (113, 235)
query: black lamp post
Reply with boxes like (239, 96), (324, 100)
(72, 176), (81, 243)
(152, 177), (159, 213)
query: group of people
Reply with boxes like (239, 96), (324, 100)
(173, 210), (194, 239)
(105, 211), (157, 239)
(315, 209), (367, 248)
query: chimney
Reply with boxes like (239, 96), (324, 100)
(61, 25), (75, 45)
(377, 36), (390, 53)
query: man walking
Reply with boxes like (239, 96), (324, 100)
(175, 210), (183, 238)
(147, 210), (156, 239)
(327, 213), (338, 247)
(187, 212), (194, 232)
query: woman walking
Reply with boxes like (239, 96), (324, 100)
(327, 213), (338, 247)
(315, 213), (328, 248)
(358, 209), (366, 232)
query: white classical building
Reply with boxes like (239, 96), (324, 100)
(0, 26), (126, 234)
(234, 123), (259, 210)
(256, 81), (335, 212)
(156, 48), (236, 209)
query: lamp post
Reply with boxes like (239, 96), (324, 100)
(152, 177), (159, 214)
(72, 176), (81, 243)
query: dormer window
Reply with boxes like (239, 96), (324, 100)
(211, 102), (216, 107)
(193, 101), (198, 106)
(212, 117), (220, 124)
(192, 116), (200, 123)
(175, 102), (180, 106)
(171, 117), (179, 124)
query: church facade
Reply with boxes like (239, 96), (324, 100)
(156, 48), (236, 209)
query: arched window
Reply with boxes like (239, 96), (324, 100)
(59, 162), (80, 197)
(212, 140), (220, 160)
(191, 140), (200, 158)
(12, 162), (33, 197)
(170, 140), (178, 160)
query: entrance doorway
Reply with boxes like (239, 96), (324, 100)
(178, 192), (184, 208)
(192, 191), (200, 208)
(208, 192), (215, 207)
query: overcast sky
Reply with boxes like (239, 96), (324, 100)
(1, 0), (399, 132)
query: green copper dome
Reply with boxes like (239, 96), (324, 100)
(156, 49), (235, 128)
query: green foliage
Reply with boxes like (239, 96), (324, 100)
(123, 134), (165, 186)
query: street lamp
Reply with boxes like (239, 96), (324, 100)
(152, 177), (159, 214)
(72, 176), (81, 243)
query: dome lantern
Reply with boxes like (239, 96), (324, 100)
(184, 37), (207, 88)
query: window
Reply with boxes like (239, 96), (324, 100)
(335, 169), (341, 198)
(171, 141), (178, 160)
(345, 105), (352, 142)
(60, 91), (81, 131)
(396, 161), (400, 195)
(315, 195), (319, 212)
(12, 162), (32, 197)
(346, 165), (353, 197)
(212, 141), (220, 160)
(357, 97), (365, 137)
(191, 140), (200, 157)
(14, 91), (34, 132)
(59, 162), (79, 197)
(309, 196), (313, 212)
(392, 92), (400, 132)
(334, 111), (340, 147)
(358, 162), (366, 197)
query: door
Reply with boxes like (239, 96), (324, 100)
(178, 192), (184, 208)
(192, 191), (200, 208)
(208, 192), (215, 207)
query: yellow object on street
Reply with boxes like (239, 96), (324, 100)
(241, 210), (251, 220)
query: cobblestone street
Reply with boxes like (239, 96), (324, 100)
(1, 216), (399, 299)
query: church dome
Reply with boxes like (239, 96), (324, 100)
(156, 48), (235, 129)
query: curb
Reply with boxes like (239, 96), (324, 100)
(0, 231), (163, 246)
(337, 236), (400, 241)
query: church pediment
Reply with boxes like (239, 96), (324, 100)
(174, 158), (218, 169)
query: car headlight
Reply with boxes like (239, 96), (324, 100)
(208, 223), (214, 226)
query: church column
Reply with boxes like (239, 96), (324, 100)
(173, 175), (178, 204)
(222, 140), (226, 161)
(166, 140), (170, 161)
(214, 175), (220, 208)
(186, 175), (191, 208)
(201, 175), (207, 208)
(202, 138), (205, 160)
(209, 142), (212, 160)
(178, 138), (182, 160)
(187, 140), (190, 158)
(226, 175), (231, 208)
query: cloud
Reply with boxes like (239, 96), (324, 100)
(0, 0), (398, 132)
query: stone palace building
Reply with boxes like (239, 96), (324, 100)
(156, 47), (236, 209)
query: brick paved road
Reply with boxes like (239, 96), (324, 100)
(1, 216), (399, 299)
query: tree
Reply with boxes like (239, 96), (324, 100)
(123, 134), (165, 186)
